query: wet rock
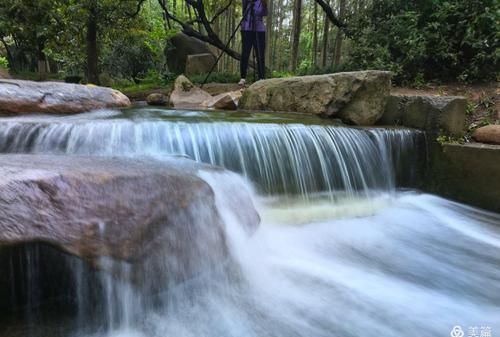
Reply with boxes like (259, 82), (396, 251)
(380, 95), (467, 136)
(239, 71), (392, 125)
(0, 155), (260, 283)
(185, 53), (217, 76)
(472, 125), (500, 145)
(170, 75), (212, 109)
(0, 80), (130, 115)
(203, 90), (242, 110)
(146, 92), (170, 106)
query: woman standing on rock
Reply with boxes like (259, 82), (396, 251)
(239, 0), (267, 86)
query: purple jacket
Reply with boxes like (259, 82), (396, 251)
(241, 0), (267, 32)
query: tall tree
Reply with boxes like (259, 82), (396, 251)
(312, 1), (318, 66)
(289, 0), (302, 72)
(76, 0), (146, 84)
(85, 0), (99, 84)
(266, 0), (274, 69)
(333, 0), (346, 66)
(320, 0), (330, 67)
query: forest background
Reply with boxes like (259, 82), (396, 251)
(0, 0), (497, 90)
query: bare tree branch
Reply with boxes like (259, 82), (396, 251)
(209, 0), (234, 24)
(157, 0), (245, 62)
(314, 0), (350, 36)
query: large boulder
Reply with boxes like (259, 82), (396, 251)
(472, 125), (500, 145)
(239, 71), (392, 125)
(185, 53), (217, 76)
(380, 94), (467, 136)
(0, 155), (260, 286)
(166, 33), (215, 74)
(146, 92), (170, 106)
(170, 75), (212, 109)
(0, 80), (130, 115)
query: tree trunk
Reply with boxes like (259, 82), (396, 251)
(265, 0), (274, 71)
(289, 0), (302, 72)
(86, 2), (99, 85)
(272, 0), (284, 71)
(320, 0), (330, 67)
(36, 40), (47, 80)
(333, 0), (346, 66)
(312, 2), (318, 66)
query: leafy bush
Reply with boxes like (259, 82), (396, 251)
(346, 0), (499, 84)
(0, 56), (8, 69)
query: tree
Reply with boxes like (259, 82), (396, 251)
(158, 0), (247, 63)
(320, 0), (330, 67)
(312, 1), (319, 66)
(0, 0), (66, 76)
(333, 0), (346, 65)
(289, 0), (302, 72)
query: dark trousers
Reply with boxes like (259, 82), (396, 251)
(240, 31), (266, 80)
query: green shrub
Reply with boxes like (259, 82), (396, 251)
(0, 56), (9, 70)
(346, 0), (499, 84)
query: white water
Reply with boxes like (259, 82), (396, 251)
(1, 108), (499, 337)
(0, 109), (421, 196)
(62, 175), (500, 337)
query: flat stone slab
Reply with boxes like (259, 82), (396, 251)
(427, 142), (500, 213)
(381, 94), (467, 136)
(0, 80), (130, 115)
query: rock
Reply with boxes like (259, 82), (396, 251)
(239, 71), (392, 125)
(170, 75), (212, 109)
(185, 53), (217, 76)
(146, 92), (170, 106)
(203, 83), (242, 96)
(472, 125), (500, 145)
(0, 67), (10, 79)
(0, 155), (260, 286)
(203, 90), (242, 110)
(0, 80), (131, 115)
(380, 94), (467, 136)
(166, 33), (214, 74)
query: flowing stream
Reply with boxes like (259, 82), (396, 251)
(0, 108), (499, 337)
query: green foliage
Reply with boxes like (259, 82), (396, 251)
(347, 0), (499, 84)
(436, 134), (464, 145)
(0, 0), (168, 81)
(0, 56), (8, 69)
(271, 71), (293, 78)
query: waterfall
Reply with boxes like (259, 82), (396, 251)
(0, 112), (423, 197)
(1, 108), (498, 337)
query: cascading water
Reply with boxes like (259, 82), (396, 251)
(0, 109), (421, 196)
(0, 108), (499, 337)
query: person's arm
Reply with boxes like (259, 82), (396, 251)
(253, 0), (267, 17)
